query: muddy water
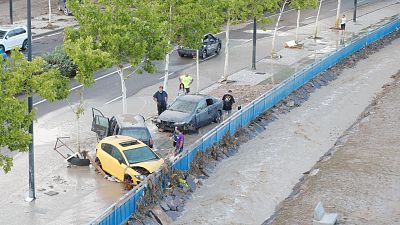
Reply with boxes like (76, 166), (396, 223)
(173, 39), (400, 225)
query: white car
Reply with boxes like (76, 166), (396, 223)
(0, 26), (28, 52)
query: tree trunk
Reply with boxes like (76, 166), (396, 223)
(48, 0), (52, 23)
(163, 51), (170, 92)
(118, 65), (127, 114)
(271, 0), (288, 57)
(335, 0), (342, 28)
(296, 9), (300, 42)
(196, 49), (199, 93)
(222, 18), (230, 81)
(314, 0), (323, 38)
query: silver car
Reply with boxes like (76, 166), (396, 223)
(155, 94), (223, 132)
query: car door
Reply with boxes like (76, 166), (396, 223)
(98, 143), (115, 174)
(15, 28), (26, 47)
(195, 100), (209, 127)
(208, 35), (217, 52)
(4, 30), (17, 50)
(109, 145), (127, 181)
(91, 108), (109, 139)
(205, 98), (216, 122)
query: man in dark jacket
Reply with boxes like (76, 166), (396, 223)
(153, 86), (168, 115)
(222, 90), (235, 115)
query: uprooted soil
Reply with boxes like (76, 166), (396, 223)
(264, 70), (400, 225)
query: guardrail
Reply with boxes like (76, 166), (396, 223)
(90, 16), (400, 225)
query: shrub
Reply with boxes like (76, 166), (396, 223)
(43, 45), (77, 78)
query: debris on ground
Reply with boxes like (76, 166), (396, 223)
(125, 28), (400, 225)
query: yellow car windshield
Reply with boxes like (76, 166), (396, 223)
(123, 146), (159, 164)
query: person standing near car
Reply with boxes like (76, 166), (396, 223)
(153, 86), (168, 116)
(222, 90), (235, 115)
(174, 127), (184, 156)
(179, 73), (193, 94)
(177, 83), (186, 96)
(340, 14), (347, 32)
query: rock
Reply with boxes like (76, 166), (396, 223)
(166, 197), (177, 211)
(150, 205), (173, 225)
(182, 185), (190, 193)
(177, 205), (184, 212)
(165, 211), (180, 221)
(142, 216), (160, 225)
(286, 100), (295, 107)
(127, 219), (144, 225)
(172, 188), (183, 199)
(160, 201), (170, 211)
(186, 176), (196, 191)
(44, 191), (59, 196)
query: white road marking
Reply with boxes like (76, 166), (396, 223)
(330, 8), (338, 12)
(159, 72), (175, 80)
(33, 65), (132, 106)
(305, 16), (316, 20)
(33, 99), (47, 106)
(277, 26), (286, 30)
(105, 96), (122, 105)
(32, 36), (45, 41)
(47, 32), (62, 37)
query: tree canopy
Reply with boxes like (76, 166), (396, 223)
(0, 51), (69, 173)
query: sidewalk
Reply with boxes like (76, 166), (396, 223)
(0, 0), (77, 37)
(0, 1), (398, 225)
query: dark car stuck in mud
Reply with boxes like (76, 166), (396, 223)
(178, 33), (222, 59)
(154, 94), (223, 132)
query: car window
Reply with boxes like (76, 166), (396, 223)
(95, 115), (109, 127)
(206, 98), (214, 106)
(15, 28), (26, 36)
(111, 146), (125, 163)
(101, 143), (113, 155)
(0, 30), (6, 39)
(123, 146), (159, 164)
(169, 99), (198, 113)
(197, 100), (207, 110)
(120, 127), (150, 140)
(6, 30), (15, 38)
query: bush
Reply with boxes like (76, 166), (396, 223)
(42, 45), (77, 78)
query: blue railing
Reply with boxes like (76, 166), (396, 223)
(90, 16), (400, 225)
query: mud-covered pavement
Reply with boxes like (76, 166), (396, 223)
(266, 70), (400, 225)
(172, 35), (400, 224)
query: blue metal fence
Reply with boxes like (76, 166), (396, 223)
(90, 16), (399, 225)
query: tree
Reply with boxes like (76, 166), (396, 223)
(161, 0), (222, 92)
(314, 0), (324, 38)
(271, 0), (288, 57)
(335, 0), (342, 28)
(65, 0), (169, 114)
(218, 0), (279, 81)
(291, 0), (318, 42)
(0, 51), (69, 173)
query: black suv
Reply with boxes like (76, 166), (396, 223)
(178, 33), (222, 59)
(91, 108), (154, 148)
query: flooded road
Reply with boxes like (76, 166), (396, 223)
(173, 39), (400, 225)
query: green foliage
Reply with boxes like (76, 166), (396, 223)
(0, 50), (69, 173)
(42, 45), (77, 78)
(291, 0), (318, 10)
(65, 0), (170, 83)
(217, 0), (280, 25)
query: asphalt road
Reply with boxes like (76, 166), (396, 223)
(31, 0), (377, 119)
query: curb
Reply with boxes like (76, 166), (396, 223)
(32, 24), (78, 39)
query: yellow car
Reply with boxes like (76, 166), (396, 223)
(95, 135), (164, 187)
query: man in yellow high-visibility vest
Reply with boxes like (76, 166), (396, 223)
(179, 73), (193, 94)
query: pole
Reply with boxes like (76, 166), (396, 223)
(196, 49), (199, 93)
(27, 0), (35, 202)
(335, 0), (341, 28)
(251, 17), (256, 70)
(353, 0), (357, 22)
(9, 0), (13, 24)
(48, 0), (52, 23)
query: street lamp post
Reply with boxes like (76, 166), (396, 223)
(9, 0), (13, 24)
(251, 17), (256, 70)
(26, 0), (35, 202)
(353, 0), (357, 22)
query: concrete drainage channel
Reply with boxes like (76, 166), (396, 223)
(90, 17), (400, 225)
